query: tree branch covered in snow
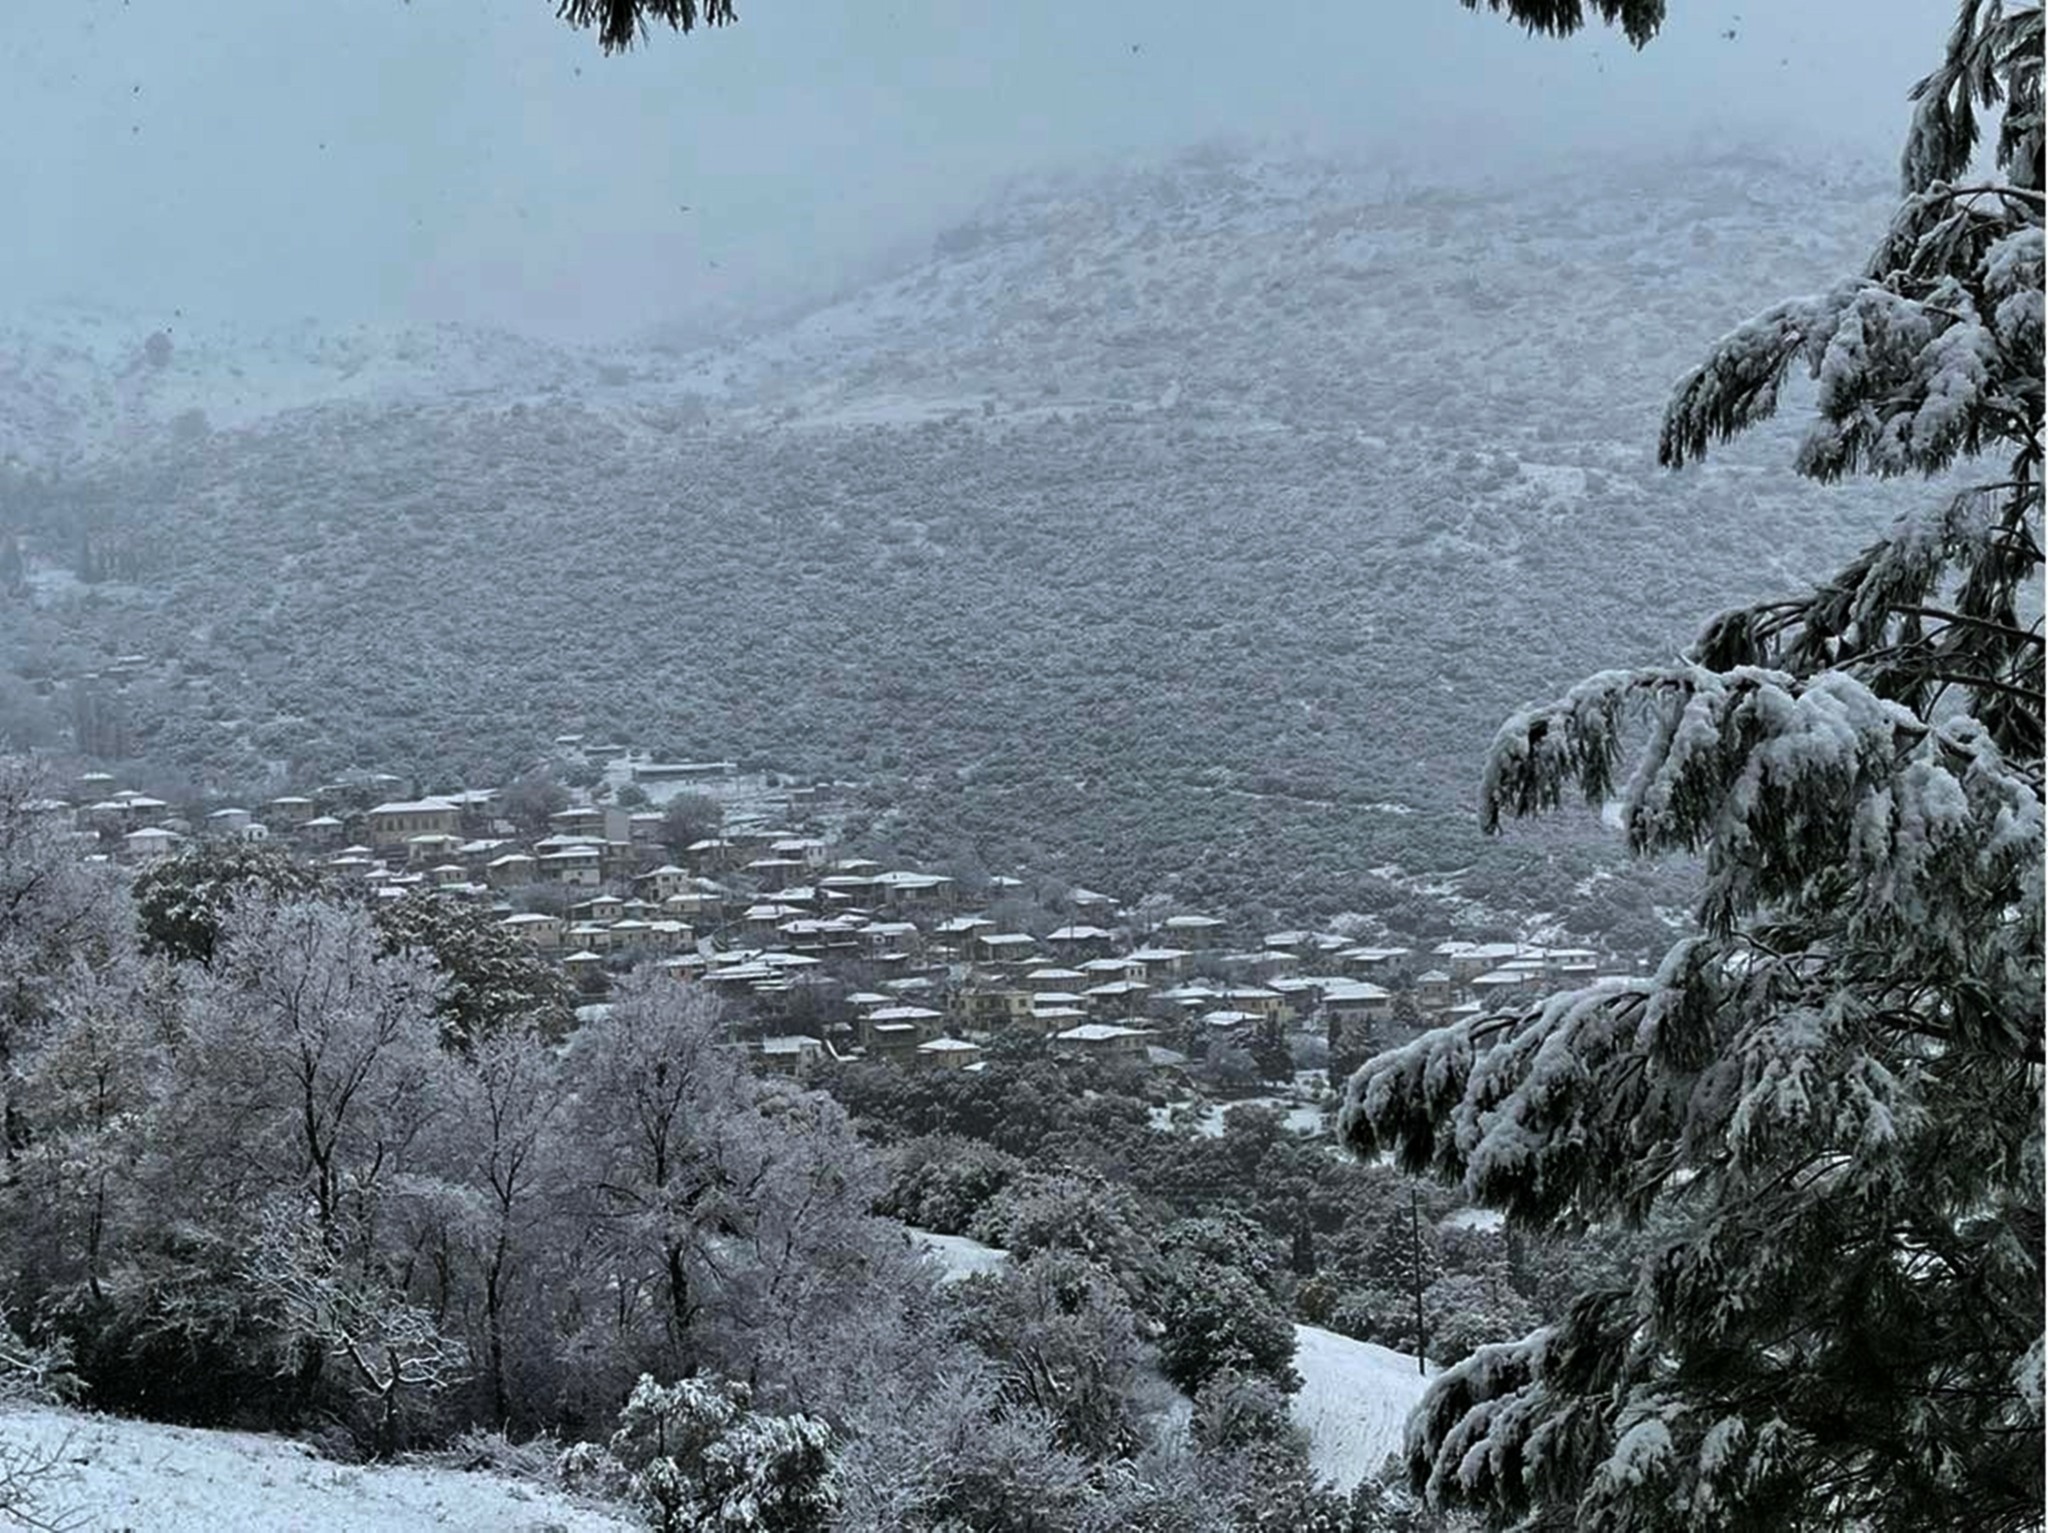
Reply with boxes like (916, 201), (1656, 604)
(1345, 4), (2044, 1527)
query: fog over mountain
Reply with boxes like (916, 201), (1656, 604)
(2, 0), (1945, 342)
(0, 0), (1968, 947)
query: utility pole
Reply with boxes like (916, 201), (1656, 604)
(1410, 1185), (1427, 1377)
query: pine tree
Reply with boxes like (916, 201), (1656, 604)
(133, 842), (329, 967)
(370, 892), (574, 1049)
(556, 0), (736, 55)
(1340, 3), (2043, 1528)
(603, 1372), (838, 1533)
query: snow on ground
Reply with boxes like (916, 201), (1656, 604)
(906, 1231), (1426, 1493)
(1281, 1102), (1328, 1136)
(1176, 1096), (1328, 1139)
(1290, 1324), (1434, 1492)
(908, 1228), (1009, 1283)
(0, 1405), (636, 1532)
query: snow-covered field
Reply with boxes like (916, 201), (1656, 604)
(0, 1249), (1427, 1529)
(1290, 1325), (1433, 1491)
(1209, 1099), (1327, 1139)
(1148, 1096), (1330, 1139)
(908, 1228), (1009, 1283)
(0, 1405), (635, 1532)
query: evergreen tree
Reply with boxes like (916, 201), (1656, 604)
(1251, 1014), (1294, 1083)
(1154, 1252), (1301, 1398)
(370, 892), (574, 1049)
(557, 0), (736, 55)
(948, 1250), (1151, 1460)
(1341, 4), (2043, 1528)
(604, 1373), (838, 1533)
(133, 842), (329, 967)
(658, 791), (725, 860)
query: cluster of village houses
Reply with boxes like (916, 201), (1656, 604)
(47, 757), (1625, 1075)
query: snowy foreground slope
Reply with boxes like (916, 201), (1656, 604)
(910, 1230), (1428, 1491)
(0, 1404), (635, 1532)
(1289, 1324), (1431, 1491)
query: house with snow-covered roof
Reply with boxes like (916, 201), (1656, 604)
(1051, 1021), (1157, 1060)
(485, 852), (537, 887)
(1415, 969), (1455, 1009)
(954, 987), (1036, 1033)
(870, 870), (956, 910)
(916, 1037), (983, 1071)
(1023, 966), (1087, 992)
(1046, 923), (1115, 952)
(754, 1034), (829, 1075)
(1126, 946), (1192, 983)
(1444, 942), (1526, 983)
(406, 832), (464, 866)
(1220, 985), (1285, 1021)
(1322, 980), (1393, 1023)
(499, 912), (565, 949)
(366, 798), (461, 849)
(265, 795), (315, 826)
(1337, 945), (1414, 977)
(1082, 978), (1152, 1014)
(121, 825), (182, 863)
(970, 931), (1039, 964)
(1470, 968), (1537, 1001)
(537, 844), (603, 886)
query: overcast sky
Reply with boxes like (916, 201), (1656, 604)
(1, 1), (1941, 344)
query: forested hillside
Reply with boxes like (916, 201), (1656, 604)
(0, 146), (1924, 933)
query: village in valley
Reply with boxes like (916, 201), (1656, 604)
(50, 735), (1634, 1096)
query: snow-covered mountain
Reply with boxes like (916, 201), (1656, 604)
(3, 145), (1895, 455)
(0, 304), (632, 463)
(0, 144), (1918, 933)
(639, 145), (1894, 435)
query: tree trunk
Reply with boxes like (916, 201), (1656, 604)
(485, 1256), (508, 1428)
(664, 1238), (691, 1348)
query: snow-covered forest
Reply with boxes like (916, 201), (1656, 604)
(1, 0), (2041, 1529)
(0, 763), (1555, 1530)
(0, 149), (1924, 943)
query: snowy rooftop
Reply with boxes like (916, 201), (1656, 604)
(367, 798), (459, 816)
(1054, 1022), (1153, 1042)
